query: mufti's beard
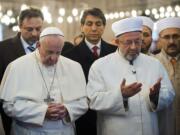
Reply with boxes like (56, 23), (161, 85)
(126, 54), (139, 61)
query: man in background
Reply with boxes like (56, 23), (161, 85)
(137, 16), (154, 55)
(155, 17), (180, 135)
(63, 8), (117, 135)
(0, 7), (44, 135)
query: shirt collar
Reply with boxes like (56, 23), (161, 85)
(85, 38), (101, 50)
(20, 36), (36, 50)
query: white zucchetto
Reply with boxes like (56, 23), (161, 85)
(156, 17), (180, 35)
(112, 17), (143, 37)
(40, 27), (64, 38)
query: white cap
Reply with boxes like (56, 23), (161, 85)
(40, 27), (64, 38)
(137, 16), (154, 30)
(112, 17), (143, 37)
(156, 17), (180, 35)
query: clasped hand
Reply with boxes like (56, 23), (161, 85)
(45, 103), (68, 120)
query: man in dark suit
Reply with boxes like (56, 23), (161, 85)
(0, 7), (44, 135)
(62, 8), (117, 135)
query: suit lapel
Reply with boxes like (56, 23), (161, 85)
(100, 40), (108, 57)
(78, 40), (96, 61)
(12, 33), (26, 57)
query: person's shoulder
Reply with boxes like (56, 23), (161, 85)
(101, 40), (117, 54)
(62, 41), (74, 54)
(62, 41), (83, 59)
(0, 35), (19, 49)
(0, 38), (13, 47)
(92, 52), (116, 68)
(102, 40), (117, 48)
(11, 52), (33, 65)
(60, 55), (82, 67)
(140, 53), (161, 65)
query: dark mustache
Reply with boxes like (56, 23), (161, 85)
(168, 44), (177, 48)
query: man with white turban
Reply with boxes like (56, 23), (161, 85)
(155, 17), (180, 135)
(0, 27), (88, 135)
(137, 16), (154, 54)
(86, 17), (175, 135)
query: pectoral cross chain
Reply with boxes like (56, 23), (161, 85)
(44, 94), (54, 103)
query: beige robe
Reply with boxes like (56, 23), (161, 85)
(87, 50), (175, 135)
(0, 50), (88, 135)
(155, 50), (180, 135)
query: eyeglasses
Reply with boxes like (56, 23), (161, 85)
(160, 34), (180, 41)
(119, 39), (142, 46)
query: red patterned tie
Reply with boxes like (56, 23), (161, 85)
(92, 46), (99, 58)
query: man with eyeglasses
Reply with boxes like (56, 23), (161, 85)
(86, 17), (174, 135)
(0, 7), (44, 135)
(155, 17), (180, 135)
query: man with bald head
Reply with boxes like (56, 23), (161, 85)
(86, 17), (174, 135)
(0, 27), (88, 135)
(155, 17), (180, 135)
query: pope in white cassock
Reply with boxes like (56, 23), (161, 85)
(87, 17), (175, 135)
(0, 27), (88, 135)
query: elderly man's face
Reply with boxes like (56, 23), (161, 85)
(38, 36), (64, 66)
(141, 26), (152, 54)
(81, 15), (105, 44)
(116, 31), (142, 61)
(20, 17), (43, 45)
(159, 28), (180, 57)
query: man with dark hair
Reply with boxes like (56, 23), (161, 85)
(0, 7), (44, 135)
(63, 7), (117, 135)
(137, 16), (154, 55)
(155, 17), (180, 135)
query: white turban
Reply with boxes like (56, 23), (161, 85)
(156, 17), (180, 35)
(40, 27), (64, 38)
(137, 16), (154, 30)
(112, 17), (143, 37)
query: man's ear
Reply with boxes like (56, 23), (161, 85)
(115, 38), (119, 45)
(36, 41), (40, 48)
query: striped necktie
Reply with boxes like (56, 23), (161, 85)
(27, 46), (35, 52)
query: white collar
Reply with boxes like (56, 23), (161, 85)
(20, 36), (36, 53)
(85, 38), (101, 50)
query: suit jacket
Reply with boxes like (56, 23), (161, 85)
(62, 39), (117, 135)
(0, 33), (25, 135)
(0, 33), (26, 82)
(62, 39), (117, 81)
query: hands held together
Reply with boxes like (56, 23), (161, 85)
(45, 103), (68, 121)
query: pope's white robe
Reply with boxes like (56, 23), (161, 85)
(0, 50), (88, 135)
(87, 50), (175, 135)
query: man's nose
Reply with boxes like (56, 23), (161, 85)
(32, 29), (39, 36)
(92, 24), (97, 31)
(130, 41), (137, 49)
